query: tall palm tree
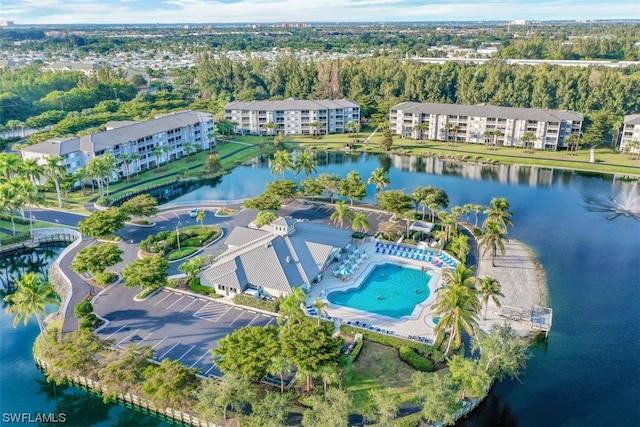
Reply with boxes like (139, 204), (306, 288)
(367, 167), (390, 193)
(263, 121), (279, 137)
(483, 197), (513, 231)
(351, 212), (370, 235)
(415, 122), (429, 141)
(118, 153), (133, 183)
(477, 276), (504, 320)
(309, 121), (323, 139)
(152, 146), (163, 172)
(521, 132), (537, 152)
(20, 158), (44, 191)
(450, 206), (464, 230)
(4, 271), (60, 347)
(444, 123), (453, 143)
(472, 204), (484, 228)
(43, 156), (67, 208)
(14, 178), (40, 231)
(268, 355), (293, 394)
(74, 166), (89, 196)
(0, 153), (23, 180)
(451, 124), (461, 146)
(278, 287), (306, 328)
(433, 265), (480, 356)
(463, 204), (474, 224)
(99, 154), (119, 198)
(0, 183), (18, 235)
(330, 200), (352, 228)
(183, 142), (195, 161)
(312, 297), (328, 326)
(492, 130), (504, 149)
(449, 233), (470, 264)
(483, 130), (494, 149)
(130, 153), (141, 177)
(294, 149), (317, 179)
(271, 150), (293, 179)
(477, 220), (509, 267)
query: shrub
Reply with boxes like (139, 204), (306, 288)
(94, 271), (115, 285)
(168, 247), (198, 261)
(189, 281), (221, 297)
(232, 294), (281, 313)
(96, 197), (111, 207)
(74, 300), (94, 318)
(1, 232), (31, 245)
(340, 325), (431, 352)
(80, 313), (99, 330)
(350, 339), (364, 361)
(399, 346), (434, 372)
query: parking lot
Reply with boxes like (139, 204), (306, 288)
(94, 287), (277, 377)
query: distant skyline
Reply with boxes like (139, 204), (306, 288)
(2, 0), (639, 25)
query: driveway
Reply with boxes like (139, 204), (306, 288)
(93, 285), (277, 377)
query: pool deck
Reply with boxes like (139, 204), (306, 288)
(307, 239), (453, 343)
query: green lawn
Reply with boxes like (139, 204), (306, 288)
(0, 218), (72, 240)
(344, 341), (419, 412)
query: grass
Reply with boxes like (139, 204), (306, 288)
(344, 341), (419, 412)
(0, 218), (73, 241)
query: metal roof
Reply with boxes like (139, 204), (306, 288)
(224, 227), (270, 248)
(624, 114), (640, 126)
(225, 99), (359, 112)
(21, 137), (80, 157)
(391, 101), (583, 122)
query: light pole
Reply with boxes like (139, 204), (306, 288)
(176, 220), (182, 251)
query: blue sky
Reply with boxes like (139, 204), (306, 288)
(2, 0), (639, 25)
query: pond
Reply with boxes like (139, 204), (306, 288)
(169, 151), (639, 427)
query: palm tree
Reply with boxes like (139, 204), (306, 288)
(367, 168), (390, 193)
(20, 158), (44, 191)
(450, 206), (464, 230)
(4, 272), (60, 348)
(330, 201), (352, 228)
(268, 355), (293, 393)
(278, 287), (306, 328)
(444, 122), (454, 144)
(309, 121), (323, 139)
(130, 153), (141, 177)
(462, 204), (474, 224)
(271, 150), (293, 179)
(152, 146), (163, 172)
(449, 234), (470, 264)
(0, 183), (18, 235)
(521, 132), (537, 152)
(263, 121), (279, 137)
(433, 265), (480, 356)
(196, 210), (206, 227)
(0, 153), (23, 180)
(483, 130), (494, 149)
(351, 212), (370, 235)
(294, 149), (317, 179)
(312, 297), (328, 325)
(14, 178), (40, 231)
(477, 277), (504, 320)
(492, 130), (504, 150)
(162, 145), (172, 168)
(483, 197), (513, 231)
(415, 122), (429, 141)
(74, 167), (89, 196)
(564, 134), (580, 155)
(451, 124), (461, 146)
(472, 204), (484, 228)
(99, 154), (119, 198)
(183, 143), (195, 161)
(118, 153), (133, 183)
(43, 156), (67, 208)
(477, 220), (509, 267)
(345, 120), (359, 137)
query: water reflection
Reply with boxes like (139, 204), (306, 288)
(0, 243), (66, 294)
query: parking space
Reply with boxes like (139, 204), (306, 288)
(94, 286), (277, 378)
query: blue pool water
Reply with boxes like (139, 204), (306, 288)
(433, 316), (441, 324)
(327, 264), (431, 319)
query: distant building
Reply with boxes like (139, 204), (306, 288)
(20, 110), (215, 179)
(0, 21), (14, 27)
(224, 99), (360, 136)
(200, 218), (352, 298)
(42, 61), (101, 77)
(620, 114), (640, 152)
(390, 102), (583, 151)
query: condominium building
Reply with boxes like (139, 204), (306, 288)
(390, 102), (583, 150)
(20, 110), (215, 178)
(224, 99), (360, 136)
(620, 114), (640, 152)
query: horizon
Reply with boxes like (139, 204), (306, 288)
(2, 0), (639, 26)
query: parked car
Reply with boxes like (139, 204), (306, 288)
(189, 208), (199, 218)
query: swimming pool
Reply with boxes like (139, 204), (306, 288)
(327, 263), (432, 319)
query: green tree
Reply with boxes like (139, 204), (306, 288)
(245, 391), (292, 427)
(316, 173), (342, 203)
(448, 233), (470, 264)
(118, 153), (133, 183)
(271, 150), (293, 179)
(244, 193), (281, 211)
(380, 128), (393, 151)
(152, 146), (163, 172)
(196, 209), (206, 227)
(412, 371), (460, 425)
(433, 264), (480, 356)
(213, 325), (280, 380)
(448, 355), (491, 400)
(99, 345), (154, 403)
(474, 323), (529, 381)
(367, 167), (390, 193)
(178, 256), (205, 286)
(0, 153), (23, 180)
(330, 200), (352, 228)
(477, 276), (504, 320)
(77, 207), (129, 238)
(300, 177), (324, 200)
(301, 388), (351, 427)
(309, 121), (323, 138)
(483, 197), (513, 231)
(71, 243), (123, 284)
(142, 358), (198, 409)
(122, 256), (169, 293)
(521, 131), (537, 152)
(367, 388), (400, 427)
(4, 272), (59, 346)
(351, 212), (370, 235)
(376, 190), (412, 221)
(280, 321), (343, 394)
(338, 171), (367, 206)
(44, 328), (109, 383)
(265, 179), (298, 199)
(294, 149), (318, 179)
(268, 355), (293, 394)
(478, 220), (509, 267)
(195, 375), (255, 422)
(278, 287), (306, 327)
(311, 297), (328, 326)
(255, 211), (278, 228)
(472, 204), (484, 228)
(120, 194), (159, 219)
(204, 153), (222, 175)
(43, 156), (67, 208)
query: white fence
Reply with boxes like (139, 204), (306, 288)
(159, 198), (249, 210)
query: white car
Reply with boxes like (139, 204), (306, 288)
(189, 208), (199, 218)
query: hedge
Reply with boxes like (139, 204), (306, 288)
(399, 346), (434, 372)
(189, 282), (222, 298)
(232, 294), (281, 313)
(168, 247), (198, 261)
(350, 339), (364, 361)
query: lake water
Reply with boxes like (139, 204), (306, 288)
(3, 151), (639, 426)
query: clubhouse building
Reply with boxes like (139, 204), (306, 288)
(200, 218), (353, 298)
(390, 102), (583, 151)
(20, 110), (215, 178)
(223, 99), (360, 136)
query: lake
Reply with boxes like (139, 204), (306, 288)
(3, 151), (639, 426)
